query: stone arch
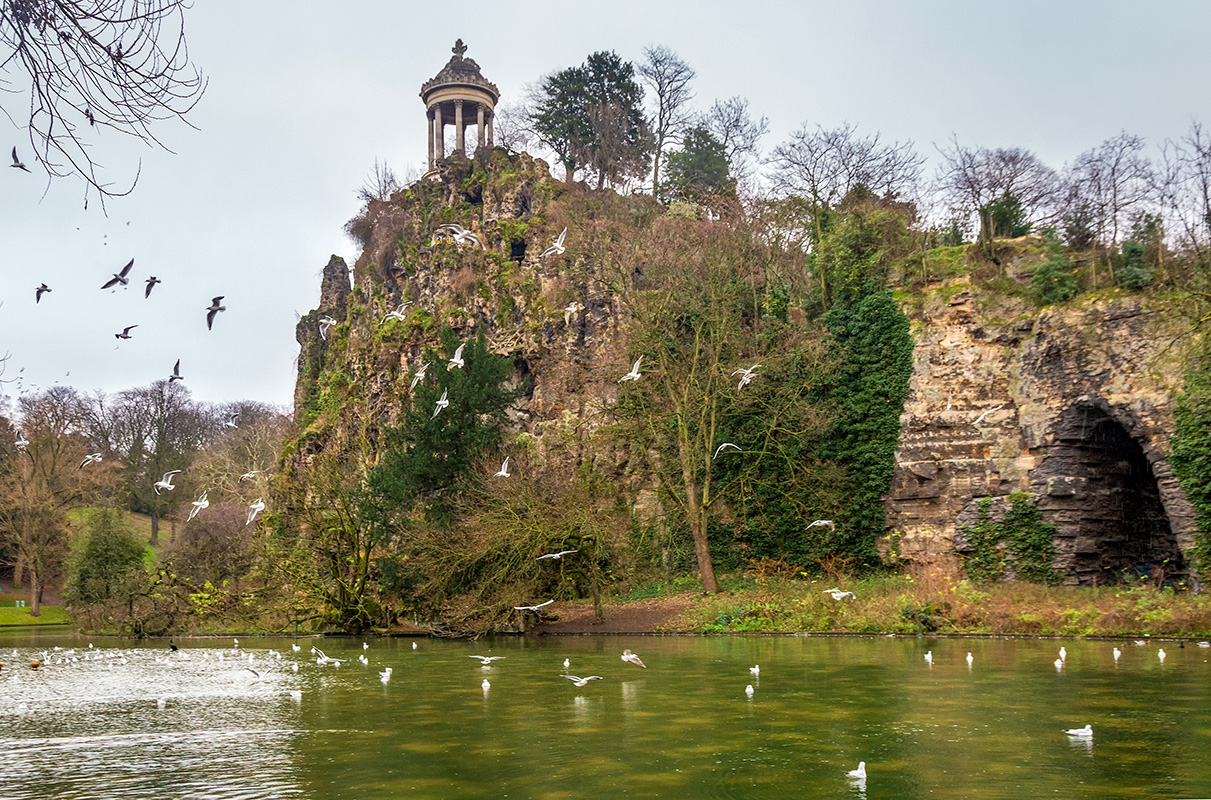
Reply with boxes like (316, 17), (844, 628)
(1031, 398), (1189, 585)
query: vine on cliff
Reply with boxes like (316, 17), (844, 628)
(1170, 341), (1211, 580)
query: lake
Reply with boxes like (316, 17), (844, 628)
(0, 632), (1208, 799)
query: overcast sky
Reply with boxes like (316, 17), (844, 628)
(2, 0), (1209, 411)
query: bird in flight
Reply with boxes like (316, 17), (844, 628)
(823, 588), (855, 600)
(14, 431), (29, 451)
(240, 470), (262, 481)
(410, 362), (430, 390)
(807, 519), (836, 531)
(381, 302), (412, 324)
(35, 283), (51, 303)
(225, 412), (240, 428)
(144, 276), (161, 298)
(563, 301), (583, 326)
(973, 405), (1004, 425)
(186, 490), (209, 522)
(732, 364), (761, 391)
(468, 655), (506, 665)
(318, 316), (337, 341)
(621, 649), (646, 668)
(432, 388), (449, 418)
(513, 600), (554, 611)
(447, 343), (466, 370)
(169, 359), (183, 383)
(101, 259), (135, 290)
(78, 453), (103, 470)
(537, 550), (577, 560)
(541, 227), (568, 258)
(619, 356), (643, 383)
(246, 498), (265, 526)
(206, 297), (226, 330)
(153, 470), (181, 495)
(10, 146), (31, 172)
(114, 325), (137, 340)
(713, 442), (740, 459)
(494, 457), (511, 478)
(560, 674), (602, 687)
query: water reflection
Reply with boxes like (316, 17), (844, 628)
(0, 634), (1209, 798)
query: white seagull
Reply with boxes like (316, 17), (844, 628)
(432, 388), (449, 418)
(153, 470), (182, 495)
(318, 316), (338, 340)
(240, 470), (263, 481)
(966, 652), (974, 667)
(619, 356), (643, 383)
(101, 258), (134, 290)
(469, 655), (506, 665)
(114, 325), (137, 340)
(973, 404), (1005, 425)
(35, 283), (51, 303)
(1064, 725), (1093, 738)
(537, 550), (577, 560)
(563, 301), (583, 326)
(924, 651), (933, 666)
(750, 665), (760, 676)
(621, 649), (646, 668)
(732, 364), (761, 391)
(745, 684), (755, 698)
(169, 359), (183, 383)
(11, 146), (31, 172)
(513, 600), (554, 611)
(381, 302), (412, 325)
(14, 430), (29, 451)
(78, 453), (103, 470)
(1158, 648), (1166, 662)
(187, 490), (209, 522)
(1059, 647), (1067, 662)
(1054, 658), (1064, 671)
(560, 674), (602, 687)
(247, 498), (266, 526)
(410, 362), (430, 390)
(494, 457), (511, 478)
(206, 297), (226, 330)
(846, 762), (867, 780)
(447, 343), (466, 370)
(225, 412), (240, 428)
(542, 227), (568, 258)
(1113, 647), (1122, 661)
(713, 442), (741, 459)
(807, 519), (836, 531)
(823, 588), (855, 600)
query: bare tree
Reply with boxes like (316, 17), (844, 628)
(702, 96), (768, 184)
(637, 44), (694, 197)
(1065, 131), (1153, 249)
(491, 97), (535, 153)
(356, 157), (402, 204)
(771, 122), (924, 205)
(1156, 122), (1211, 269)
(1, 0), (206, 201)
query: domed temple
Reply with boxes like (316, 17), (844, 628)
(420, 39), (499, 169)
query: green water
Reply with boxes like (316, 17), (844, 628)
(1, 632), (1208, 798)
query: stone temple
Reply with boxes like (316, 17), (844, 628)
(421, 39), (499, 169)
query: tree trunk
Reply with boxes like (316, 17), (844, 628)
(689, 508), (719, 594)
(29, 563), (40, 617)
(150, 504), (160, 546)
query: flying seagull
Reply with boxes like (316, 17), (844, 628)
(494, 457), (510, 478)
(225, 412), (239, 428)
(453, 228), (485, 249)
(973, 405), (1004, 425)
(807, 519), (836, 531)
(563, 301), (583, 326)
(732, 364), (762, 391)
(186, 490), (209, 522)
(14, 431), (29, 450)
(823, 588), (855, 600)
(35, 283), (51, 303)
(246, 498), (265, 526)
(560, 674), (602, 687)
(469, 655), (506, 665)
(447, 343), (465, 370)
(713, 442), (740, 459)
(144, 276), (161, 298)
(410, 362), (430, 390)
(432, 388), (449, 418)
(114, 325), (137, 340)
(380, 302), (412, 324)
(619, 356), (643, 383)
(78, 453), (103, 470)
(537, 550), (577, 560)
(621, 649), (646, 668)
(513, 600), (554, 611)
(101, 259), (135, 290)
(318, 316), (337, 341)
(10, 146), (31, 172)
(206, 297), (226, 330)
(239, 470), (262, 481)
(153, 470), (181, 495)
(541, 227), (568, 258)
(169, 359), (183, 383)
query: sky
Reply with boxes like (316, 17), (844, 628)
(2, 0), (1209, 410)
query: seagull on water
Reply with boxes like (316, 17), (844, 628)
(206, 296), (226, 330)
(560, 674), (602, 687)
(318, 316), (337, 341)
(494, 457), (511, 478)
(750, 665), (760, 676)
(1059, 647), (1066, 662)
(807, 519), (836, 531)
(186, 490), (209, 522)
(713, 442), (741, 459)
(247, 498), (265, 526)
(481, 678), (491, 691)
(114, 325), (137, 340)
(541, 227), (568, 258)
(621, 649), (647, 668)
(469, 655), (506, 665)
(1158, 648), (1166, 662)
(1113, 647), (1122, 661)
(101, 259), (135, 290)
(966, 652), (974, 667)
(924, 651), (933, 666)
(381, 302), (412, 325)
(35, 283), (51, 303)
(1064, 725), (1093, 738)
(513, 600), (554, 611)
(563, 300), (582, 326)
(823, 588), (855, 600)
(447, 343), (466, 370)
(78, 453), (103, 470)
(432, 388), (449, 418)
(537, 550), (577, 560)
(10, 146), (31, 172)
(973, 405), (1004, 425)
(619, 356), (643, 383)
(153, 470), (181, 495)
(144, 276), (161, 298)
(410, 362), (430, 390)
(846, 762), (867, 780)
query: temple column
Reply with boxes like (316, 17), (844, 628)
(427, 108), (435, 168)
(434, 105), (444, 160)
(454, 100), (465, 154)
(486, 111), (493, 147)
(477, 104), (485, 149)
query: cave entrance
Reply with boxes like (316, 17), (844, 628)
(1039, 401), (1185, 585)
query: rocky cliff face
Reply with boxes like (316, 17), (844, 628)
(885, 247), (1195, 584)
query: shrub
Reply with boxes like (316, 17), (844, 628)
(1030, 253), (1079, 305)
(67, 509), (148, 607)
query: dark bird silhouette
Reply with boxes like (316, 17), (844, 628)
(206, 296), (225, 330)
(169, 641), (179, 652)
(169, 359), (183, 382)
(101, 259), (134, 290)
(35, 283), (51, 303)
(115, 325), (137, 340)
(10, 146), (30, 172)
(144, 276), (161, 298)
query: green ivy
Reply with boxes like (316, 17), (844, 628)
(1170, 343), (1211, 580)
(960, 493), (1060, 584)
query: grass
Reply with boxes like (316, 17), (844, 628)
(654, 567), (1211, 638)
(0, 606), (71, 626)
